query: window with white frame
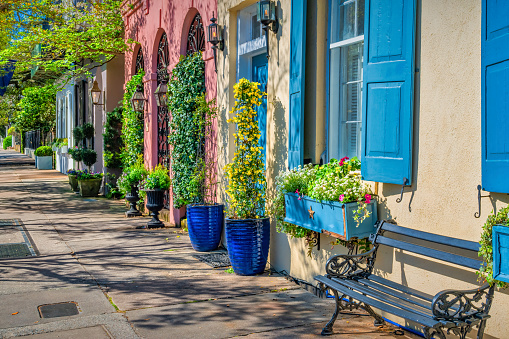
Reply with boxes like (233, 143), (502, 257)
(236, 3), (265, 81)
(328, 0), (364, 161)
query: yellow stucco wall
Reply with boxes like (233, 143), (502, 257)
(217, 0), (509, 337)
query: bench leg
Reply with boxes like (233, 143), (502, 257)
(362, 304), (385, 327)
(423, 326), (446, 339)
(477, 320), (487, 339)
(321, 290), (342, 336)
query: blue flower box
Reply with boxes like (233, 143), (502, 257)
(492, 225), (509, 284)
(283, 193), (378, 241)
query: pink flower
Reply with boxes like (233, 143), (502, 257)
(365, 194), (372, 204)
(341, 156), (349, 162)
(339, 157), (349, 166)
(295, 189), (299, 194)
(339, 194), (344, 202)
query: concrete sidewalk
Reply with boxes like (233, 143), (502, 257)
(0, 150), (420, 339)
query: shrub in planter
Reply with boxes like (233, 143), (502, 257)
(35, 146), (53, 170)
(66, 169), (81, 193)
(82, 123), (95, 140)
(69, 147), (83, 170)
(224, 79), (269, 275)
(73, 126), (84, 145)
(77, 170), (103, 197)
(139, 165), (171, 228)
(117, 157), (148, 217)
(3, 135), (12, 149)
(82, 148), (97, 171)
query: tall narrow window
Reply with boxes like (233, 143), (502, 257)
(328, 0), (364, 161)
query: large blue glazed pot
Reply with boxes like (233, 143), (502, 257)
(225, 217), (270, 276)
(187, 203), (224, 252)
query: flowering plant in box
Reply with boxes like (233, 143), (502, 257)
(270, 156), (373, 255)
(76, 169), (103, 180)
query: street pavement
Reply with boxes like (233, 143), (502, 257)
(0, 149), (419, 338)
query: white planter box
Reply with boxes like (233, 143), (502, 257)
(61, 145), (68, 153)
(36, 156), (52, 170)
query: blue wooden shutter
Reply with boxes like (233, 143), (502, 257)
(288, 0), (307, 169)
(482, 0), (509, 193)
(361, 0), (416, 184)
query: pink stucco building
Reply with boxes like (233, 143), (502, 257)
(122, 0), (218, 225)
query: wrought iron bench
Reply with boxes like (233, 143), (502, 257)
(315, 220), (495, 339)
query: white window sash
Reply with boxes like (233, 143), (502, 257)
(330, 35), (364, 50)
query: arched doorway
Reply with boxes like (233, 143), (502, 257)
(186, 14), (205, 55)
(156, 32), (170, 208)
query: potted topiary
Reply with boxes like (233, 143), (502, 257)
(66, 169), (81, 193)
(479, 206), (509, 287)
(138, 165), (171, 229)
(117, 157), (148, 217)
(77, 170), (103, 197)
(224, 79), (269, 275)
(81, 148), (97, 172)
(35, 146), (53, 170)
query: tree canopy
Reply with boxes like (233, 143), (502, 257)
(15, 84), (56, 134)
(0, 0), (132, 78)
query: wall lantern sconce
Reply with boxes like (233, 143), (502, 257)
(130, 85), (147, 112)
(257, 0), (278, 59)
(154, 75), (169, 108)
(90, 80), (104, 106)
(208, 12), (224, 73)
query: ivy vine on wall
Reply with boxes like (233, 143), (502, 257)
(121, 71), (145, 168)
(167, 52), (206, 208)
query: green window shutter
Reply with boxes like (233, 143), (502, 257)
(361, 0), (417, 185)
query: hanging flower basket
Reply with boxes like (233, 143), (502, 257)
(187, 204), (224, 252)
(284, 193), (378, 241)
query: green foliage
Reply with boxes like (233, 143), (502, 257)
(117, 156), (148, 195)
(122, 71), (144, 168)
(81, 148), (97, 169)
(225, 78), (266, 219)
(139, 164), (171, 190)
(73, 126), (84, 145)
(69, 147), (83, 162)
(167, 53), (210, 208)
(2, 135), (12, 149)
(34, 145), (52, 156)
(15, 84), (56, 137)
(7, 126), (15, 135)
(77, 170), (103, 181)
(478, 206), (509, 288)
(103, 106), (123, 169)
(0, 0), (134, 79)
(82, 123), (94, 140)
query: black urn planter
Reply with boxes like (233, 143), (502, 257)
(125, 185), (142, 217)
(143, 189), (165, 229)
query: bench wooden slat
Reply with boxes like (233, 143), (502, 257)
(316, 275), (440, 328)
(381, 222), (480, 252)
(367, 275), (435, 302)
(376, 235), (482, 270)
(334, 278), (433, 318)
(355, 277), (433, 309)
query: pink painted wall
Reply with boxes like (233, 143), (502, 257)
(123, 0), (218, 224)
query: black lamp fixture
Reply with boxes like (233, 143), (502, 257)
(90, 80), (104, 106)
(130, 85), (147, 113)
(208, 12), (224, 73)
(257, 0), (278, 59)
(154, 73), (169, 108)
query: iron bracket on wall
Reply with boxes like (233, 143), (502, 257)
(396, 177), (410, 203)
(474, 185), (491, 218)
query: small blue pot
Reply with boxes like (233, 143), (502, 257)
(225, 217), (270, 275)
(187, 204), (224, 252)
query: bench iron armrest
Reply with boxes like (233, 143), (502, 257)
(431, 283), (495, 322)
(325, 246), (378, 279)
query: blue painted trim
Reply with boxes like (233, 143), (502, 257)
(325, 0), (332, 163)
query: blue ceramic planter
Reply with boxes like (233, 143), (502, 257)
(187, 204), (224, 252)
(493, 225), (509, 283)
(225, 217), (270, 275)
(284, 193), (378, 240)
